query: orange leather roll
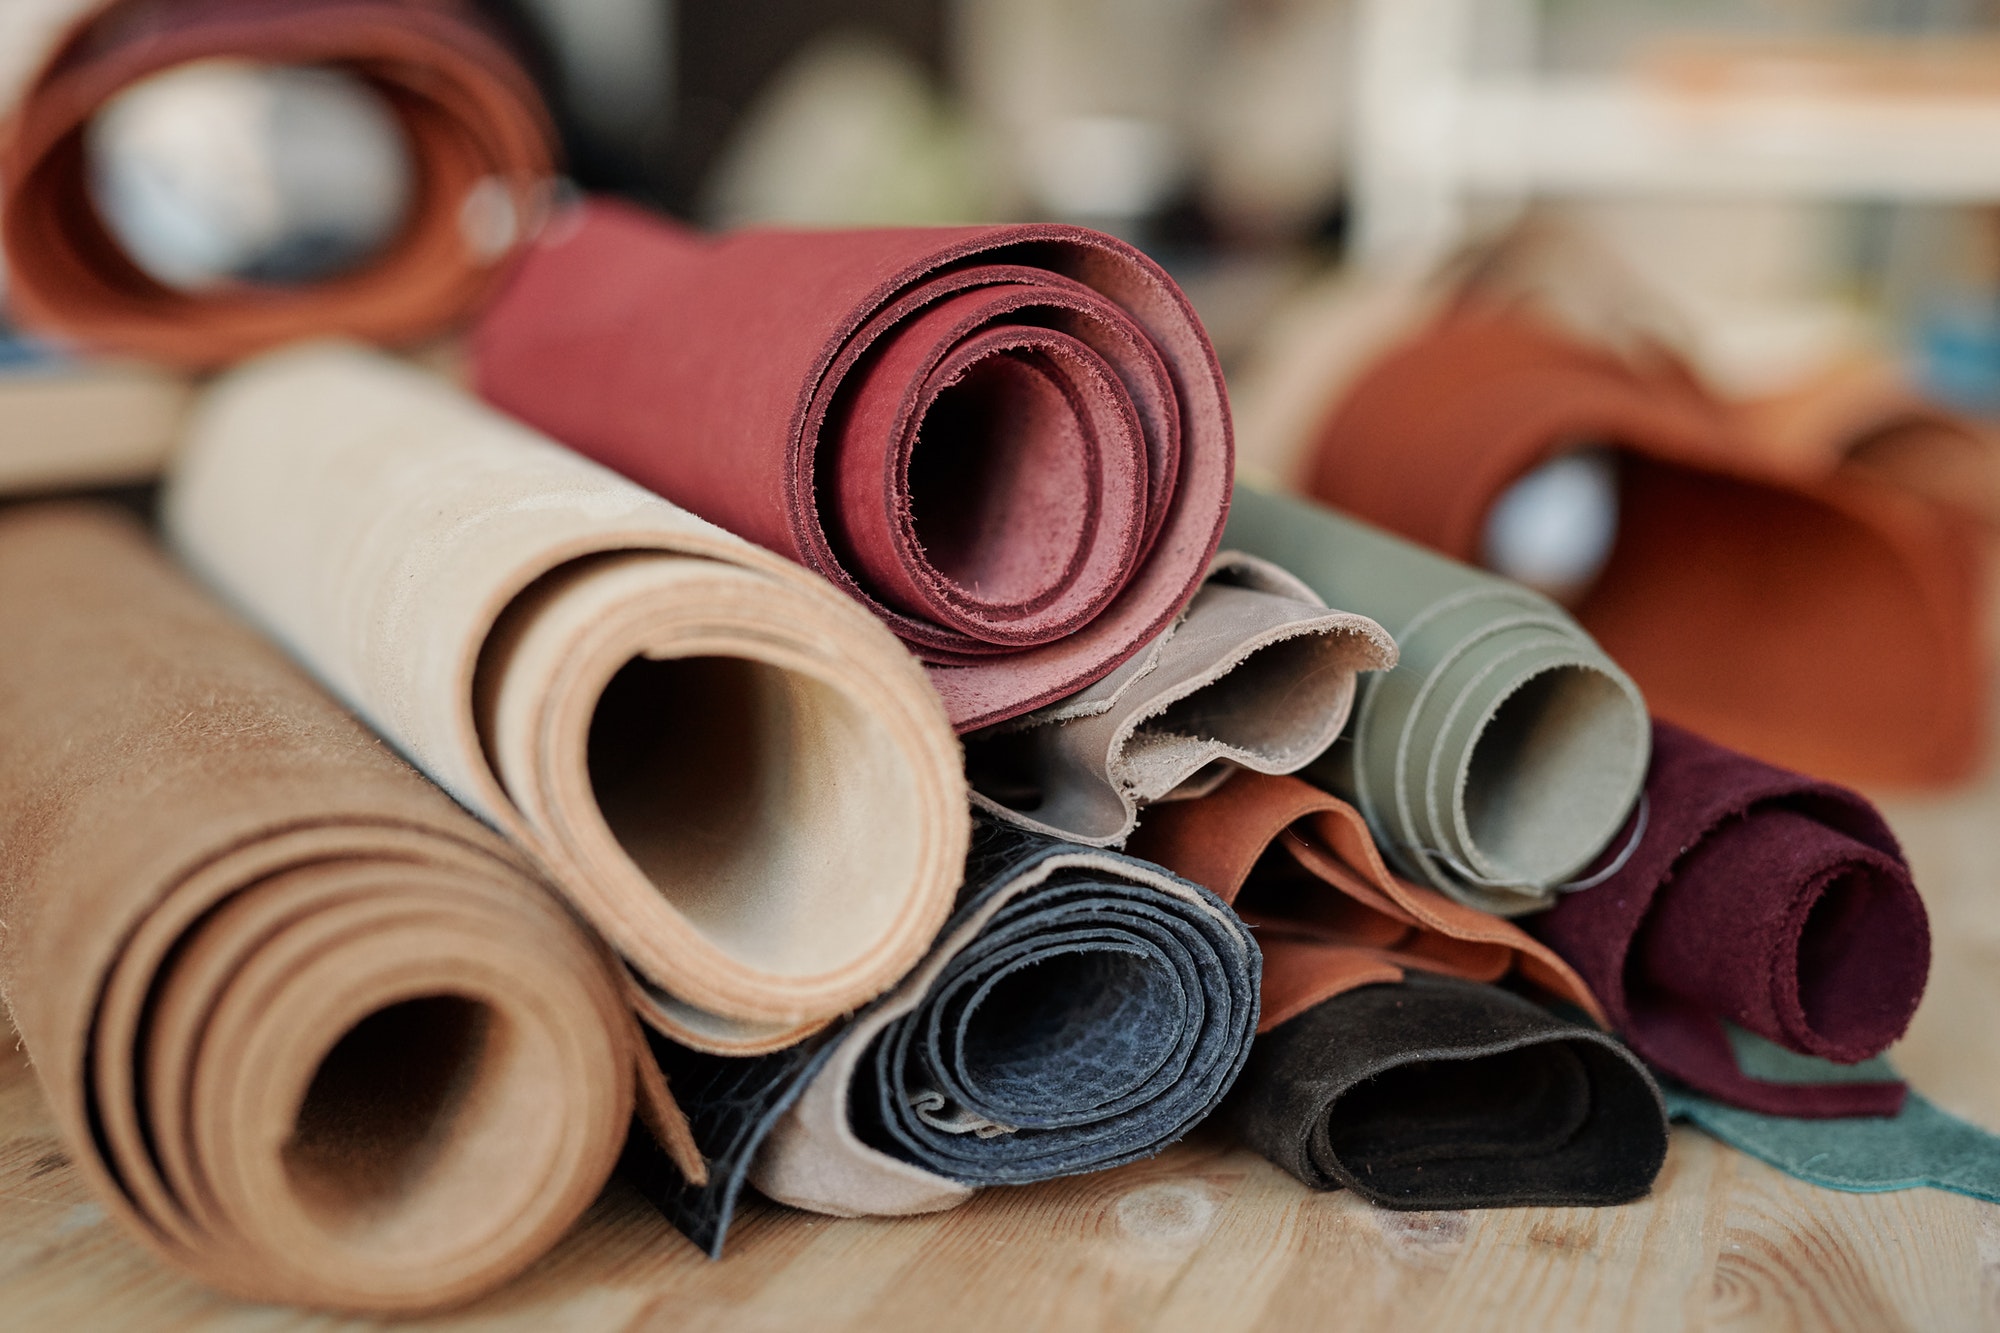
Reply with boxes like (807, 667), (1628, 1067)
(1127, 770), (1606, 1032)
(0, 0), (554, 367)
(1304, 306), (1989, 788)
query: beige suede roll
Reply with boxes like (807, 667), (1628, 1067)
(0, 503), (649, 1313)
(164, 342), (969, 1054)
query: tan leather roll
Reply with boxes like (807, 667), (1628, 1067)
(964, 552), (1396, 847)
(0, 502), (648, 1314)
(0, 0), (554, 367)
(163, 341), (969, 1055)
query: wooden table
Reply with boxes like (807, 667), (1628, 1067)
(4, 759), (1997, 1331)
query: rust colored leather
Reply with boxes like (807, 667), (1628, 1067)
(0, 502), (700, 1314)
(1304, 306), (1988, 788)
(1738, 352), (2000, 529)
(472, 198), (1233, 732)
(1127, 770), (1606, 1033)
(0, 0), (554, 367)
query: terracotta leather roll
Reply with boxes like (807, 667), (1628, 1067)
(1227, 973), (1668, 1209)
(622, 815), (1261, 1257)
(1, 0), (554, 367)
(471, 198), (1234, 733)
(1303, 307), (1988, 787)
(1531, 721), (1930, 1118)
(964, 553), (1396, 847)
(0, 503), (661, 1314)
(1223, 484), (1651, 916)
(1128, 770), (1605, 1030)
(1739, 352), (2000, 529)
(164, 342), (968, 1056)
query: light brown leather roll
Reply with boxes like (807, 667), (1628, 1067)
(0, 502), (674, 1314)
(964, 551), (1396, 847)
(164, 342), (969, 1055)
(0, 0), (554, 367)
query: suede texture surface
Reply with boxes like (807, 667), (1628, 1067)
(1227, 973), (1668, 1209)
(1737, 351), (2000, 529)
(1530, 722), (1929, 1118)
(1127, 771), (1605, 1030)
(621, 814), (1260, 1257)
(471, 198), (1234, 733)
(965, 553), (1395, 847)
(0, 503), (663, 1314)
(164, 343), (968, 1056)
(0, 0), (554, 367)
(1667, 1028), (2000, 1203)
(1301, 306), (1988, 788)
(1222, 484), (1650, 916)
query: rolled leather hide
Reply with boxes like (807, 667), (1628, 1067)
(1531, 721), (1930, 1118)
(1737, 351), (2000, 530)
(0, 503), (675, 1313)
(1222, 484), (1651, 916)
(471, 198), (1233, 733)
(1302, 307), (1987, 787)
(1227, 972), (1668, 1209)
(1, 0), (554, 367)
(621, 814), (1260, 1257)
(1126, 770), (1605, 1028)
(964, 553), (1396, 847)
(164, 342), (968, 1055)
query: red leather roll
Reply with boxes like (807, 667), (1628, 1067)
(1, 0), (554, 367)
(473, 199), (1233, 732)
(1304, 305), (1988, 788)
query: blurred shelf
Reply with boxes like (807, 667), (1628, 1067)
(1454, 78), (2000, 201)
(1350, 0), (2000, 264)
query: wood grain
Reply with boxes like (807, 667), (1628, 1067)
(5, 643), (2000, 1332)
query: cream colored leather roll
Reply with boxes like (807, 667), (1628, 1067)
(165, 342), (969, 1054)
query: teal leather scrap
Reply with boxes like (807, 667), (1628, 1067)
(1665, 1027), (2000, 1202)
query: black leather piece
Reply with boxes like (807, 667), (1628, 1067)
(619, 1028), (839, 1257)
(622, 813), (1261, 1255)
(1228, 972), (1668, 1209)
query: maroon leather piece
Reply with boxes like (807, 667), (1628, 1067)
(1530, 721), (1929, 1118)
(472, 199), (1232, 731)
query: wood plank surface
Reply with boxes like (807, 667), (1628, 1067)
(5, 684), (2000, 1331)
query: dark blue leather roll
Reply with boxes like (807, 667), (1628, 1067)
(625, 813), (1261, 1256)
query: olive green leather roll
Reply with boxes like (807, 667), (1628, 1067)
(1223, 485), (1649, 915)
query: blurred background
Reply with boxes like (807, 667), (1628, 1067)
(481, 0), (2000, 411)
(5, 0), (2000, 411)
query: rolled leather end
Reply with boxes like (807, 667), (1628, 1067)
(165, 343), (969, 1055)
(965, 552), (1396, 848)
(0, 503), (635, 1313)
(1300, 306), (1987, 788)
(1223, 484), (1650, 916)
(1228, 973), (1668, 1209)
(1126, 770), (1608, 1031)
(1531, 720), (1928, 1118)
(622, 815), (1261, 1258)
(0, 0), (555, 367)
(471, 198), (1234, 733)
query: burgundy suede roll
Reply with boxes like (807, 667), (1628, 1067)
(1530, 721), (1929, 1117)
(472, 199), (1232, 732)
